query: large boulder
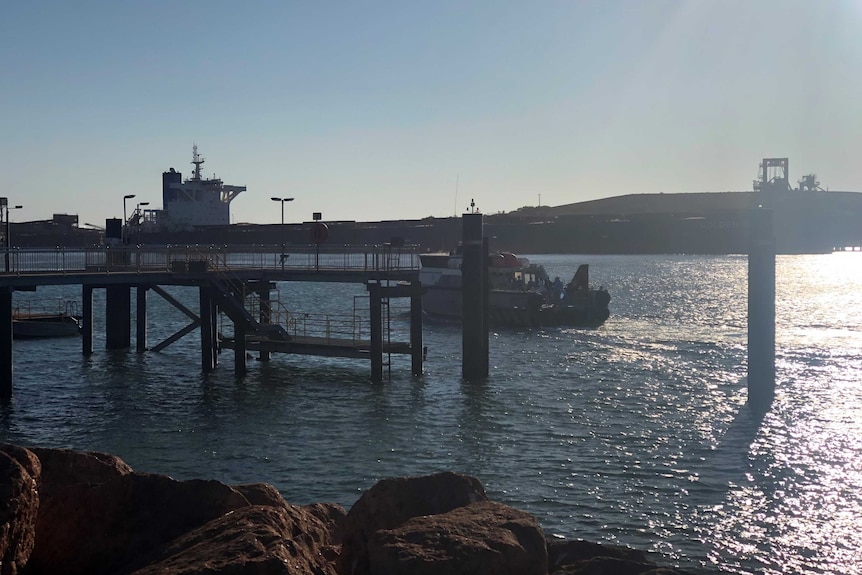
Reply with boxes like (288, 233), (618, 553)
(233, 482), (291, 508)
(551, 556), (692, 575)
(366, 500), (547, 575)
(129, 503), (343, 575)
(548, 540), (699, 575)
(339, 472), (488, 575)
(547, 538), (650, 571)
(25, 472), (251, 575)
(0, 445), (41, 575)
(27, 446), (132, 497)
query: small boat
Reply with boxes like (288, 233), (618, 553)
(418, 251), (611, 327)
(13, 299), (82, 339)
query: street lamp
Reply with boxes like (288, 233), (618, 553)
(3, 203), (22, 272)
(122, 194), (135, 244)
(270, 197), (294, 269)
(136, 201), (150, 244)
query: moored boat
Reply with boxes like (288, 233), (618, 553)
(13, 314), (82, 339)
(418, 251), (611, 327)
(13, 299), (82, 339)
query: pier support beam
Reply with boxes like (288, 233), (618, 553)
(369, 282), (383, 382)
(82, 285), (93, 356)
(105, 285), (131, 349)
(234, 321), (247, 375)
(136, 286), (148, 352)
(748, 207), (776, 413)
(258, 288), (271, 362)
(462, 213), (489, 380)
(0, 289), (12, 399)
(410, 285), (423, 376)
(200, 286), (217, 372)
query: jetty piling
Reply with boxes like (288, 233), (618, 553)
(136, 286), (147, 352)
(82, 286), (93, 356)
(0, 289), (11, 398)
(105, 285), (132, 349)
(462, 213), (489, 379)
(748, 207), (776, 412)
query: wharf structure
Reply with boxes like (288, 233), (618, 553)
(0, 244), (424, 399)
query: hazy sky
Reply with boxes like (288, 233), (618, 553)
(2, 1), (861, 226)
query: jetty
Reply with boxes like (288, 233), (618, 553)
(0, 243), (424, 398)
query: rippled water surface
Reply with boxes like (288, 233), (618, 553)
(2, 254), (861, 574)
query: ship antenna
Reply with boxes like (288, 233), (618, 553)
(191, 144), (204, 181)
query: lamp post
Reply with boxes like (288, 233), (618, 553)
(3, 203), (22, 272)
(270, 197), (294, 269)
(122, 194), (135, 244)
(135, 201), (150, 244)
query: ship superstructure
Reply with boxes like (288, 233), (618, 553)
(153, 145), (246, 231)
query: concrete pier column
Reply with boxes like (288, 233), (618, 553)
(369, 281), (383, 382)
(462, 213), (488, 379)
(82, 285), (93, 356)
(200, 286), (216, 372)
(258, 288), (271, 362)
(0, 289), (12, 399)
(410, 283), (423, 376)
(136, 286), (148, 352)
(105, 285), (131, 349)
(748, 207), (776, 412)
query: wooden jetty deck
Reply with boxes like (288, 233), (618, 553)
(0, 244), (424, 398)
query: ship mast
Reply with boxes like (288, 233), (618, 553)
(191, 144), (204, 181)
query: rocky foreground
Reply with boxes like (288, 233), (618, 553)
(2, 443), (710, 575)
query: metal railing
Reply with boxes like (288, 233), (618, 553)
(0, 244), (420, 276)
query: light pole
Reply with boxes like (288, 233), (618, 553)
(122, 194), (135, 244)
(270, 197), (294, 269)
(136, 201), (150, 244)
(3, 203), (22, 272)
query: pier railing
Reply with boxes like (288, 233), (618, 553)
(0, 244), (420, 276)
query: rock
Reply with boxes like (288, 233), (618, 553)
(0, 446), (40, 575)
(129, 504), (341, 575)
(548, 538), (649, 570)
(25, 472), (251, 575)
(551, 556), (691, 575)
(303, 503), (347, 546)
(366, 500), (547, 575)
(339, 472), (488, 575)
(26, 446), (132, 498)
(0, 446), (41, 482)
(547, 539), (700, 575)
(233, 482), (289, 508)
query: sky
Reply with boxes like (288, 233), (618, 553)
(2, 0), (862, 226)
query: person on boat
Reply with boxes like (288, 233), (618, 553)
(552, 276), (564, 300)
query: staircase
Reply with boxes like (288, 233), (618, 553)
(208, 254), (292, 342)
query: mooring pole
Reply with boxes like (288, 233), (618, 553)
(410, 282), (423, 376)
(0, 288), (12, 399)
(462, 212), (488, 379)
(748, 207), (776, 412)
(482, 236), (490, 376)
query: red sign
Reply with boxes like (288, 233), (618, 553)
(310, 222), (329, 244)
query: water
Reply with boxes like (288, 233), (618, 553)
(2, 254), (861, 574)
